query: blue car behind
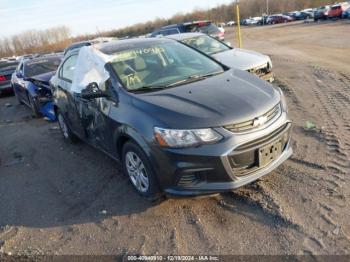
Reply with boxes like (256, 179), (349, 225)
(342, 7), (350, 19)
(11, 55), (62, 121)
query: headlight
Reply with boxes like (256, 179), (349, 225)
(277, 87), (288, 113)
(154, 127), (223, 148)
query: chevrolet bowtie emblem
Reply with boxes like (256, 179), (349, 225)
(253, 116), (268, 127)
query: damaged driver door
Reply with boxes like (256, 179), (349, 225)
(77, 80), (114, 153)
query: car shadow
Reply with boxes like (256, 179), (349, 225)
(0, 98), (153, 228)
(0, 136), (153, 228)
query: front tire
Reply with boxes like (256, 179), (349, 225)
(28, 94), (40, 118)
(13, 87), (23, 105)
(57, 110), (78, 143)
(122, 141), (162, 201)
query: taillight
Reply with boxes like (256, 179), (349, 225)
(0, 75), (6, 81)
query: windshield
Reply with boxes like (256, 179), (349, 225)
(110, 41), (224, 91)
(181, 35), (230, 55)
(24, 57), (61, 77)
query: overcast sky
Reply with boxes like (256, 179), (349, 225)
(0, 0), (233, 38)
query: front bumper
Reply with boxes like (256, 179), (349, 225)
(165, 145), (292, 196)
(152, 112), (292, 196)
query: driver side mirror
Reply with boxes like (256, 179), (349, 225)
(80, 82), (109, 100)
(16, 71), (23, 78)
(225, 41), (232, 47)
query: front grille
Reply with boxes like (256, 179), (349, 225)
(227, 123), (291, 177)
(224, 103), (281, 133)
(247, 63), (271, 77)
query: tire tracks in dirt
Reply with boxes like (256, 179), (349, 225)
(298, 63), (350, 254)
(259, 56), (350, 254)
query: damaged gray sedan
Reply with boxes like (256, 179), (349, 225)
(168, 33), (274, 82)
(51, 38), (291, 200)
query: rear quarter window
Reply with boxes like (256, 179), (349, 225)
(59, 55), (77, 82)
(159, 28), (180, 36)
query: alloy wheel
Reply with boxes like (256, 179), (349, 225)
(125, 151), (149, 193)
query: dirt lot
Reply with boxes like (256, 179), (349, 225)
(0, 21), (350, 256)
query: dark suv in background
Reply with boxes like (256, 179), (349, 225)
(151, 21), (224, 41)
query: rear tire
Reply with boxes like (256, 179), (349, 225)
(57, 109), (79, 143)
(122, 141), (162, 202)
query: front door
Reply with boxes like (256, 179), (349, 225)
(76, 79), (115, 153)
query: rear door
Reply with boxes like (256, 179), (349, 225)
(54, 54), (86, 139)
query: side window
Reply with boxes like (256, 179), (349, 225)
(18, 63), (23, 73)
(59, 55), (77, 82)
(159, 28), (180, 36)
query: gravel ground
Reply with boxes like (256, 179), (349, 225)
(0, 20), (349, 256)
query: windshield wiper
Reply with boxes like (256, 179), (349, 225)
(166, 71), (223, 87)
(129, 85), (166, 93)
(199, 71), (224, 78)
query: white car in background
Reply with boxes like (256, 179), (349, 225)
(168, 32), (274, 83)
(226, 21), (236, 26)
(243, 17), (262, 25)
(217, 23), (225, 33)
(301, 8), (315, 18)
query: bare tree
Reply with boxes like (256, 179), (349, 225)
(0, 26), (71, 57)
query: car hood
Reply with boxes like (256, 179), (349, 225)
(29, 71), (56, 84)
(131, 69), (280, 129)
(212, 48), (270, 71)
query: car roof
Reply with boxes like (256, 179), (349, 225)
(97, 37), (175, 55)
(69, 40), (97, 48)
(159, 24), (183, 30)
(23, 54), (62, 65)
(157, 21), (212, 30)
(166, 32), (206, 41)
(64, 40), (96, 53)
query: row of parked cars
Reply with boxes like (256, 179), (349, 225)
(313, 1), (350, 20)
(238, 1), (350, 26)
(1, 22), (292, 201)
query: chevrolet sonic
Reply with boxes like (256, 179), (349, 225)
(50, 38), (292, 200)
